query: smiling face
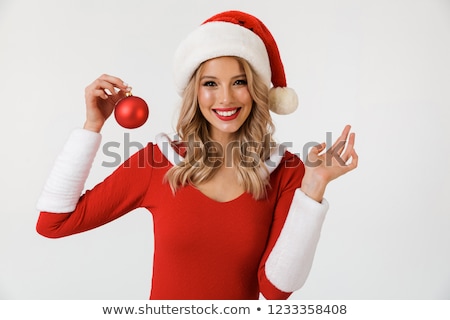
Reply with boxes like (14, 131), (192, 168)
(197, 56), (253, 143)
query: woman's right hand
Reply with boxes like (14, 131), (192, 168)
(83, 74), (132, 133)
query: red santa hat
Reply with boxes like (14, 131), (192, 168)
(173, 10), (298, 115)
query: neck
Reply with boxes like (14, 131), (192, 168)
(208, 131), (238, 169)
(210, 131), (236, 149)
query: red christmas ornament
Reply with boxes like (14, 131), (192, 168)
(114, 93), (149, 129)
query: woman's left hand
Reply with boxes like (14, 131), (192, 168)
(300, 125), (358, 202)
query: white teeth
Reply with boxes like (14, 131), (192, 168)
(216, 109), (238, 117)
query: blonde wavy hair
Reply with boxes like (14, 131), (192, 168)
(165, 56), (275, 199)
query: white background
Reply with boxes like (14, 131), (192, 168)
(0, 0), (449, 299)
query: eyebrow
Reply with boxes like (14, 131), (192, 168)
(200, 73), (247, 81)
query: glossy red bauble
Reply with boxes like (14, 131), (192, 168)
(114, 95), (149, 129)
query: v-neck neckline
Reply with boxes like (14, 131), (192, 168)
(190, 185), (250, 204)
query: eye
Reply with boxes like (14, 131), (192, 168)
(202, 81), (217, 87)
(234, 79), (248, 86)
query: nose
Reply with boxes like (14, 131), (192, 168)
(218, 85), (233, 104)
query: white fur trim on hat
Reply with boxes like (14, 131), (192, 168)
(173, 21), (271, 95)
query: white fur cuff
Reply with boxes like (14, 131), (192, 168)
(36, 129), (101, 213)
(265, 189), (329, 292)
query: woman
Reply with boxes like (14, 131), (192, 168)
(36, 11), (357, 300)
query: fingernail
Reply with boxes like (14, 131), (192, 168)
(123, 82), (128, 87)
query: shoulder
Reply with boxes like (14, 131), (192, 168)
(155, 133), (185, 166)
(267, 149), (305, 190)
(120, 132), (186, 169)
(265, 145), (304, 175)
(278, 150), (304, 171)
(118, 141), (163, 170)
(117, 132), (186, 167)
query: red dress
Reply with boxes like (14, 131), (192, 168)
(37, 140), (306, 299)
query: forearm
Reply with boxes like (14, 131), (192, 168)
(83, 121), (103, 133)
(300, 172), (327, 203)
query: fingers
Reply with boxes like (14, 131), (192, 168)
(325, 126), (358, 172)
(340, 133), (358, 175)
(308, 142), (326, 161)
(83, 74), (133, 132)
(330, 124), (351, 155)
(304, 126), (358, 185)
(348, 149), (358, 170)
(85, 74), (131, 101)
(313, 142), (326, 154)
(340, 132), (355, 163)
(97, 74), (131, 92)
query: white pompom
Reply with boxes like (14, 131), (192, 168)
(268, 87), (298, 115)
